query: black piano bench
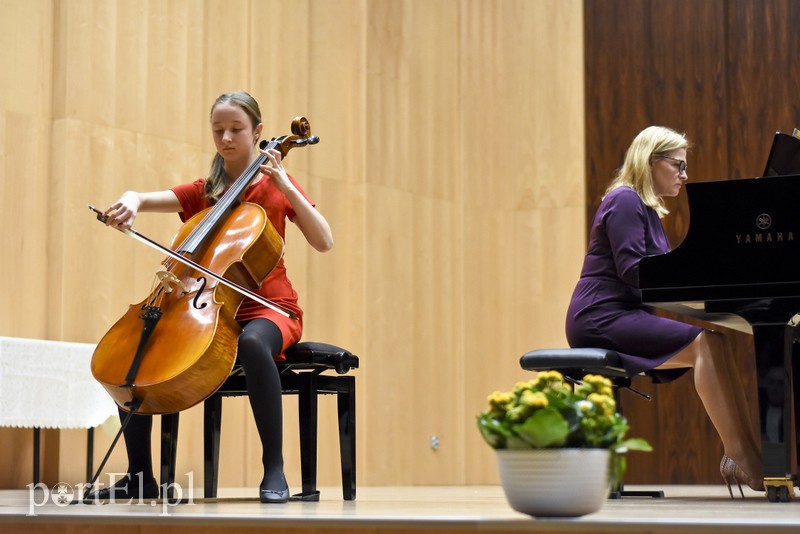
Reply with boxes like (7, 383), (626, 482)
(160, 341), (358, 502)
(519, 347), (662, 499)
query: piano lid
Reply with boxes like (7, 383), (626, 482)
(763, 128), (800, 177)
(639, 174), (800, 303)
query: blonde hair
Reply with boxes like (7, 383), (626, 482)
(605, 126), (689, 217)
(205, 91), (263, 203)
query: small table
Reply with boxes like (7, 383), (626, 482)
(0, 336), (118, 483)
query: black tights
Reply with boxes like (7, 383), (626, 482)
(119, 318), (286, 490)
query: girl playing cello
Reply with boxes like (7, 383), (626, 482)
(94, 91), (333, 503)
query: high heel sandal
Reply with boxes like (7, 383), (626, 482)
(719, 455), (764, 499)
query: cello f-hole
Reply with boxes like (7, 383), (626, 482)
(191, 277), (208, 310)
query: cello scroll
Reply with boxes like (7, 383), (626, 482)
(269, 116), (320, 158)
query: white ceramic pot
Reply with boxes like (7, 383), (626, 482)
(496, 448), (610, 517)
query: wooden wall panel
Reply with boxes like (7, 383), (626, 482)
(0, 113), (51, 338)
(584, 0), (799, 484)
(460, 0), (585, 484)
(0, 112), (54, 487)
(361, 0), (467, 486)
(0, 0), (53, 117)
(0, 0), (585, 490)
(52, 0), (117, 124)
(0, 0), (53, 334)
(0, 0), (55, 487)
(726, 0), (800, 178)
(114, 1), (207, 145)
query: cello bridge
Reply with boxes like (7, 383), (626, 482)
(156, 270), (191, 294)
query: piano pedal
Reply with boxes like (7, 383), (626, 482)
(764, 477), (795, 503)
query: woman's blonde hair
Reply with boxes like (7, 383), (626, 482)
(205, 91), (263, 203)
(605, 126), (689, 217)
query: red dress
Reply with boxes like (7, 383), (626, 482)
(171, 176), (313, 359)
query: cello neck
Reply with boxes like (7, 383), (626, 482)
(176, 117), (318, 256)
(178, 138), (278, 255)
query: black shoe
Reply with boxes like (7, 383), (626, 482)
(260, 487), (290, 503)
(84, 475), (160, 502)
(259, 475), (289, 504)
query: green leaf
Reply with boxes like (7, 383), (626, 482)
(609, 451), (627, 489)
(613, 438), (652, 453)
(513, 407), (569, 448)
(476, 417), (509, 448)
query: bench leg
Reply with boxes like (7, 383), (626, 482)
(159, 413), (179, 500)
(338, 376), (356, 500)
(33, 428), (40, 484)
(296, 374), (321, 501)
(204, 396), (223, 499)
(86, 427), (94, 483)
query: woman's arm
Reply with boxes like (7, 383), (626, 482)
(103, 190), (182, 229)
(602, 189), (649, 287)
(259, 148), (334, 252)
(282, 187), (334, 252)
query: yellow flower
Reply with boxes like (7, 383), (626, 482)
(541, 370), (564, 381)
(487, 390), (513, 412)
(582, 374), (614, 397)
(513, 380), (535, 395)
(533, 370), (563, 385)
(477, 372), (649, 457)
(575, 375), (611, 398)
(520, 390), (548, 408)
(588, 392), (616, 416)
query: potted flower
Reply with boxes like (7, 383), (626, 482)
(477, 371), (651, 517)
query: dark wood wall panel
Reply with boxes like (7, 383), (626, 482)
(584, 0), (800, 484)
(726, 0), (800, 178)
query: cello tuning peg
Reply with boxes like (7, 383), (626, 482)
(291, 136), (320, 147)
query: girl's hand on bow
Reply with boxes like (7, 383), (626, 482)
(103, 191), (141, 229)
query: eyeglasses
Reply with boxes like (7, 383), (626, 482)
(653, 154), (687, 174)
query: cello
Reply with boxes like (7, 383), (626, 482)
(90, 117), (319, 416)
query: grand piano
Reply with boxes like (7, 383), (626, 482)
(639, 130), (800, 502)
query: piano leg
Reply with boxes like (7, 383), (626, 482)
(752, 323), (799, 501)
(701, 298), (800, 501)
(787, 323), (800, 476)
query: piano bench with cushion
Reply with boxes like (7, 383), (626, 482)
(519, 347), (662, 499)
(160, 341), (358, 502)
(519, 347), (654, 399)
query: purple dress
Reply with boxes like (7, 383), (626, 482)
(565, 186), (702, 382)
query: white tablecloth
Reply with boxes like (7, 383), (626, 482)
(0, 336), (118, 429)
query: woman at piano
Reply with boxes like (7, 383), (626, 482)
(565, 125), (763, 498)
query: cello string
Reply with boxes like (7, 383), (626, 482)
(176, 139), (274, 254)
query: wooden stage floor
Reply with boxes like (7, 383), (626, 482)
(1, 484), (799, 534)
